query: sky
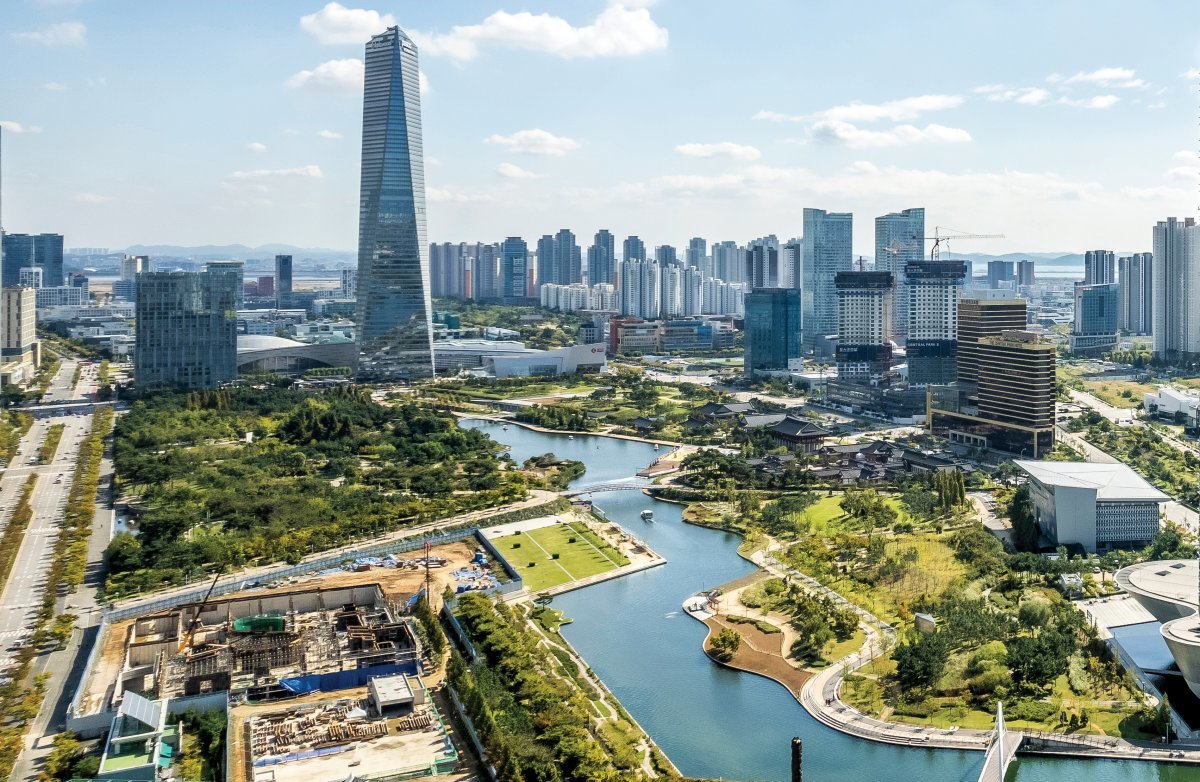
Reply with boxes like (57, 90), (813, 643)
(1, 0), (1199, 256)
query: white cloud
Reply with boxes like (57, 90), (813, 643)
(300, 2), (395, 44)
(230, 165), (324, 180)
(73, 192), (114, 204)
(1122, 185), (1192, 201)
(973, 85), (1050, 105)
(427, 187), (493, 203)
(86, 76), (106, 88)
(809, 120), (972, 148)
(246, 142), (268, 152)
(11, 21), (86, 46)
(674, 142), (762, 161)
(496, 163), (541, 179)
(317, 130), (344, 139)
(1181, 68), (1200, 80)
(0, 121), (42, 134)
(1058, 94), (1119, 109)
(1064, 67), (1145, 89)
(419, 71), (429, 95)
(284, 58), (363, 93)
(43, 82), (67, 92)
(485, 128), (580, 156)
(413, 3), (667, 62)
(755, 94), (962, 124)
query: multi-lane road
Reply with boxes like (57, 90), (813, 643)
(0, 358), (101, 671)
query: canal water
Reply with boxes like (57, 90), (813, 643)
(460, 419), (1198, 782)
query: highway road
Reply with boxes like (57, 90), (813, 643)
(0, 359), (99, 675)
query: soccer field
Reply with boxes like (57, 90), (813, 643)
(498, 521), (630, 592)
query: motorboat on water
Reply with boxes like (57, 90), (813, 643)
(640, 509), (654, 521)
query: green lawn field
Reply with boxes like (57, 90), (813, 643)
(499, 521), (630, 592)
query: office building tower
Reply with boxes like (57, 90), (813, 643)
(957, 297), (1027, 384)
(1016, 260), (1035, 289)
(746, 241), (780, 288)
(1084, 250), (1116, 285)
(623, 236), (646, 262)
(687, 237), (707, 272)
(355, 26), (433, 380)
(2, 233), (62, 288)
(744, 288), (802, 375)
(2, 286), (38, 370)
(18, 267), (42, 289)
(121, 254), (148, 282)
(906, 260), (966, 385)
(875, 208), (925, 338)
(588, 230), (616, 286)
(341, 268), (358, 298)
(256, 276), (275, 297)
(1153, 218), (1200, 362)
(67, 272), (89, 294)
(618, 258), (660, 320)
(203, 260), (244, 312)
(535, 235), (554, 288)
(135, 271), (237, 389)
(802, 209), (853, 348)
(1118, 253), (1152, 335)
(500, 237), (529, 301)
(275, 254), (293, 307)
(835, 271), (893, 381)
(986, 260), (1015, 289)
(1070, 282), (1120, 355)
(656, 245), (678, 267)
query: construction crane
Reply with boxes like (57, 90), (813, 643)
(912, 227), (1005, 261)
(178, 570), (223, 654)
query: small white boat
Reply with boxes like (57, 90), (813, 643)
(654, 443), (660, 450)
(568, 435), (575, 440)
(640, 509), (654, 521)
(502, 424), (509, 431)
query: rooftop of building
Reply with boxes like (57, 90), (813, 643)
(237, 334), (307, 351)
(1014, 460), (1170, 502)
(1117, 559), (1198, 610)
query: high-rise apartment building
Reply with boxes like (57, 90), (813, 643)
(2, 287), (38, 368)
(957, 296), (1027, 384)
(275, 254), (293, 307)
(536, 235), (554, 289)
(1118, 253), (1152, 335)
(656, 244), (678, 267)
(686, 237), (707, 273)
(619, 258), (660, 320)
(355, 26), (433, 380)
(802, 209), (853, 348)
(588, 230), (616, 285)
(835, 271), (893, 381)
(906, 260), (966, 385)
(500, 237), (529, 301)
(712, 241), (741, 283)
(135, 271), (237, 389)
(875, 208), (924, 338)
(623, 236), (646, 262)
(744, 288), (802, 375)
(467, 243), (498, 301)
(746, 239), (780, 289)
(681, 267), (703, 316)
(1084, 250), (1116, 285)
(341, 268), (358, 298)
(660, 265), (682, 317)
(1152, 218), (1200, 362)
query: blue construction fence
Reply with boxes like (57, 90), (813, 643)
(279, 661), (418, 695)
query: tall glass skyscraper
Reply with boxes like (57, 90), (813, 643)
(588, 230), (615, 285)
(744, 288), (801, 375)
(355, 26), (433, 380)
(802, 208), (853, 349)
(500, 237), (529, 300)
(275, 254), (293, 307)
(134, 271), (236, 390)
(874, 207), (924, 338)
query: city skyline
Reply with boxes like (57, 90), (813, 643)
(1, 2), (1197, 254)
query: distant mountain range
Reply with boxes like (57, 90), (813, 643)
(119, 243), (353, 261)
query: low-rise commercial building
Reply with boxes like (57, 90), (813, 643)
(1015, 460), (1167, 552)
(434, 340), (606, 377)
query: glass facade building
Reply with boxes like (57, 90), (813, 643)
(744, 287), (801, 375)
(802, 209), (853, 349)
(134, 271), (237, 389)
(2, 233), (63, 288)
(500, 237), (529, 301)
(874, 207), (924, 338)
(275, 254), (293, 307)
(355, 26), (434, 380)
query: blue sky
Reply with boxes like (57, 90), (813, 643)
(2, 0), (1198, 255)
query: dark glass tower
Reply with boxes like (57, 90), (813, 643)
(134, 271), (236, 390)
(275, 254), (293, 307)
(355, 26), (433, 380)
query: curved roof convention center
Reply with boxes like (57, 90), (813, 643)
(1116, 559), (1200, 697)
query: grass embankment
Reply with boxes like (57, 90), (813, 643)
(1080, 379), (1155, 408)
(498, 520), (629, 592)
(0, 476), (39, 595)
(36, 358), (61, 399)
(0, 412), (32, 466)
(39, 424), (65, 464)
(71, 364), (82, 391)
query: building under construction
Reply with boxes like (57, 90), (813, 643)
(71, 584), (424, 735)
